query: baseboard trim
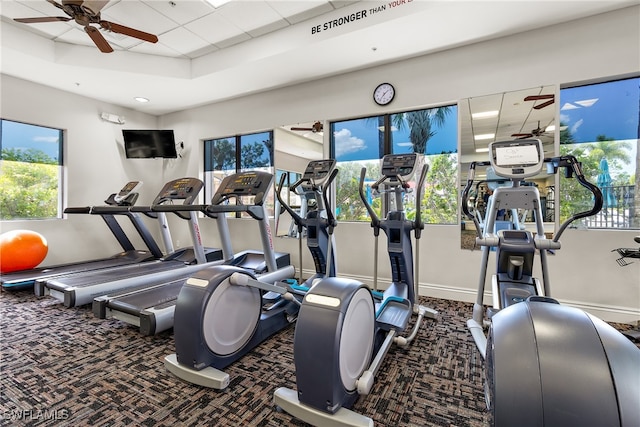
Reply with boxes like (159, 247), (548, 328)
(298, 269), (640, 325)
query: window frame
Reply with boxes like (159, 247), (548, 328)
(0, 118), (64, 221)
(330, 103), (459, 224)
(558, 75), (639, 230)
(203, 130), (275, 218)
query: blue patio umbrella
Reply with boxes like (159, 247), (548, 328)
(597, 158), (617, 208)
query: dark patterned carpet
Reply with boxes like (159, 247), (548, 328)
(1, 288), (490, 427)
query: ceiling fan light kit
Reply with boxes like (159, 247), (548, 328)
(13, 0), (159, 53)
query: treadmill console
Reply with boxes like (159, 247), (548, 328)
(299, 159), (336, 190)
(212, 171), (273, 205)
(490, 139), (544, 179)
(381, 153), (418, 181)
(114, 181), (142, 203)
(153, 177), (203, 205)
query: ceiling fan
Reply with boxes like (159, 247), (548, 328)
(13, 0), (158, 53)
(290, 121), (323, 133)
(524, 94), (555, 110)
(512, 120), (549, 139)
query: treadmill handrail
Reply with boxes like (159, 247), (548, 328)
(64, 206), (92, 214)
(205, 204), (265, 220)
(90, 205), (134, 214)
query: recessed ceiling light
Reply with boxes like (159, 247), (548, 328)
(472, 110), (499, 119)
(474, 133), (495, 141)
(134, 97), (149, 103)
(205, 0), (232, 7)
(475, 147), (490, 153)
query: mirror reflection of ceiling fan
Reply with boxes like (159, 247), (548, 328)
(290, 121), (323, 133)
(524, 93), (555, 109)
(13, 0), (158, 53)
(512, 120), (550, 139)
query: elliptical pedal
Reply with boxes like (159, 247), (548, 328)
(376, 297), (412, 331)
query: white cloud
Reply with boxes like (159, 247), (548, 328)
(333, 128), (366, 157)
(34, 136), (59, 143)
(571, 118), (583, 135)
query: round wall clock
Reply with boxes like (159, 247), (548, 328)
(373, 83), (395, 106)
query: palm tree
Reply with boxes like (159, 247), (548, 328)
(404, 107), (452, 154)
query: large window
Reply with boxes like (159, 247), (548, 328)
(204, 131), (275, 216)
(331, 105), (458, 223)
(0, 119), (63, 220)
(559, 77), (639, 229)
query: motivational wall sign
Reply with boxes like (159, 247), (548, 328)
(311, 0), (414, 35)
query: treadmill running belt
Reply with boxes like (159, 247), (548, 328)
(107, 279), (184, 316)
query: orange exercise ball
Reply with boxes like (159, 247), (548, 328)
(0, 230), (48, 273)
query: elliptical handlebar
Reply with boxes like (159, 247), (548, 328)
(321, 168), (339, 231)
(461, 155), (602, 242)
(359, 167), (381, 233)
(413, 162), (429, 239)
(546, 155), (603, 242)
(276, 167), (339, 231)
(461, 161), (491, 239)
(276, 173), (304, 230)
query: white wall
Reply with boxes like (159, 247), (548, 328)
(2, 6), (639, 322)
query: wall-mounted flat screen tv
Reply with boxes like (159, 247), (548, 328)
(123, 129), (177, 159)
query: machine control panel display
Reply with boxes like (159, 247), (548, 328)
(490, 139), (543, 179)
(300, 159), (336, 188)
(381, 153), (418, 180)
(154, 177), (203, 205)
(302, 159), (336, 183)
(114, 181), (142, 203)
(212, 170), (273, 204)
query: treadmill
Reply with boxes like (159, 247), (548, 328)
(92, 170), (291, 335)
(1, 182), (163, 291)
(36, 177), (223, 307)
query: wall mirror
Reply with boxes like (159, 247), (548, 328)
(459, 85), (557, 250)
(274, 122), (325, 237)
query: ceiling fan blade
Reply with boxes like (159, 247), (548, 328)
(512, 133), (533, 138)
(524, 94), (554, 101)
(85, 25), (113, 53)
(290, 127), (313, 131)
(100, 21), (158, 43)
(14, 16), (71, 23)
(533, 99), (555, 110)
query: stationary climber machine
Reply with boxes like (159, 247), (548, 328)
(164, 168), (332, 389)
(461, 139), (640, 426)
(274, 153), (437, 427)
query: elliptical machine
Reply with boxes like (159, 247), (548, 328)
(275, 153), (437, 427)
(461, 139), (640, 426)
(276, 159), (339, 287)
(165, 161), (339, 390)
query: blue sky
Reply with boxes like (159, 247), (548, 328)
(333, 105), (458, 162)
(1, 120), (61, 161)
(560, 76), (639, 143)
(560, 76), (639, 177)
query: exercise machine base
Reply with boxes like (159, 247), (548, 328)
(274, 387), (373, 427)
(164, 353), (229, 390)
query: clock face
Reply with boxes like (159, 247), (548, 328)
(373, 83), (395, 105)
